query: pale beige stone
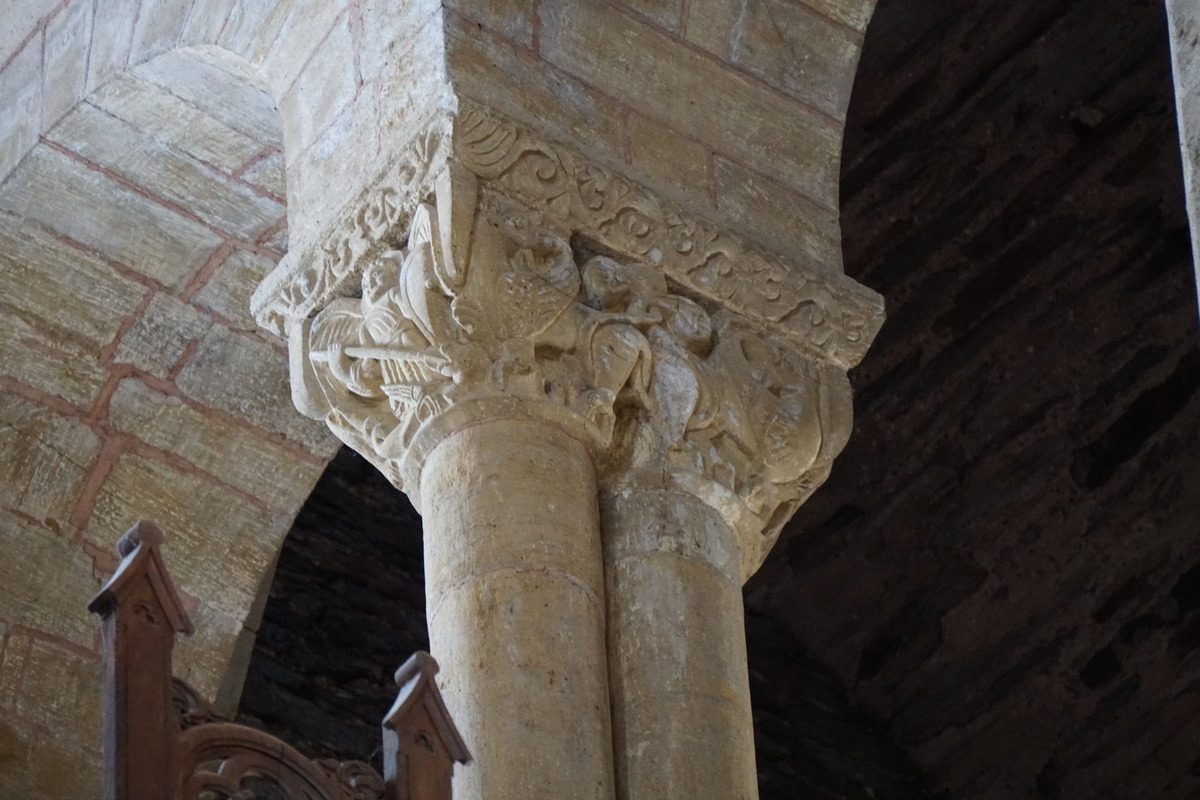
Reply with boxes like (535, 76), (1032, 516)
(0, 717), (33, 799)
(260, 0), (345, 95)
(240, 150), (286, 198)
(538, 0), (842, 209)
(87, 452), (285, 620)
(86, 0), (141, 91)
(129, 0), (190, 64)
(615, 0), (684, 30)
(0, 509), (102, 647)
(714, 154), (842, 273)
(178, 0), (236, 48)
(218, 0), (296, 64)
(0, 212), (144, 348)
(15, 639), (102, 748)
(175, 324), (337, 454)
(0, 145), (224, 288)
(602, 488), (755, 800)
(281, 19), (358, 152)
(423, 419), (614, 800)
(41, 0), (93, 129)
(0, 39), (42, 183)
(90, 73), (264, 175)
(445, 0), (534, 46)
(0, 0), (57, 69)
(625, 111), (712, 208)
(727, 0), (862, 120)
(0, 395), (100, 524)
(49, 102), (285, 241)
(265, 223), (289, 254)
(107, 377), (326, 511)
(135, 47), (281, 147)
(114, 292), (212, 377)
(172, 600), (246, 703)
(192, 248), (277, 329)
(0, 632), (28, 709)
(31, 734), (103, 800)
(0, 313), (111, 408)
(446, 15), (624, 172)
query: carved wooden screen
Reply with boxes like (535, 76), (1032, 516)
(88, 521), (470, 800)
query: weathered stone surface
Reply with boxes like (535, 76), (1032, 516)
(0, 395), (100, 524)
(175, 324), (337, 455)
(87, 452), (283, 610)
(135, 47), (281, 147)
(624, 111), (712, 207)
(0, 313), (111, 408)
(192, 248), (278, 329)
(0, 717), (33, 799)
(0, 212), (144, 349)
(129, 0), (191, 65)
(49, 102), (285, 241)
(85, 0), (139, 92)
(259, 0), (345, 95)
(714, 154), (842, 273)
(0, 145), (224, 288)
(108, 377), (325, 511)
(15, 639), (102, 746)
(281, 18), (357, 153)
(30, 733), (103, 800)
(727, 0), (862, 120)
(614, 0), (684, 30)
(91, 73), (264, 175)
(114, 292), (212, 377)
(42, 0), (92, 129)
(240, 149), (286, 198)
(0, 509), (101, 647)
(538, 0), (842, 210)
(445, 0), (534, 46)
(0, 0), (58, 68)
(0, 38), (42, 182)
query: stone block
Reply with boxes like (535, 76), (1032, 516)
(173, 600), (250, 705)
(135, 47), (281, 147)
(361, 0), (442, 83)
(174, 325), (337, 455)
(713, 155), (842, 272)
(30, 734), (103, 800)
(538, 0), (841, 210)
(0, 39), (41, 184)
(1169, 0), (1200, 98)
(0, 510), (102, 647)
(265, 223), (289, 254)
(41, 0), (92, 129)
(129, 0), (190, 64)
(240, 149), (286, 198)
(0, 0), (57, 68)
(727, 0), (861, 120)
(49, 102), (285, 241)
(16, 640), (102, 751)
(0, 312), (111, 408)
(86, 0), (140, 91)
(799, 0), (874, 32)
(114, 292), (212, 377)
(0, 145), (225, 288)
(219, 0), (296, 64)
(107, 378), (326, 511)
(446, 15), (624, 168)
(0, 632), (29, 709)
(179, 0), (236, 47)
(445, 0), (535, 47)
(0, 395), (100, 525)
(192, 248), (277, 329)
(91, 73), (264, 175)
(614, 0), (684, 31)
(281, 17), (358, 153)
(0, 212), (144, 348)
(0, 717), (32, 798)
(625, 111), (712, 208)
(87, 452), (287, 622)
(260, 0), (344, 95)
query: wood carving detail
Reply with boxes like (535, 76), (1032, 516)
(90, 522), (468, 800)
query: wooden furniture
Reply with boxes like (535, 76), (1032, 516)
(88, 521), (470, 800)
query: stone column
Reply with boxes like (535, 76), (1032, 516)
(253, 102), (882, 800)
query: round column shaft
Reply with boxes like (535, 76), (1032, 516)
(421, 418), (616, 800)
(601, 482), (758, 800)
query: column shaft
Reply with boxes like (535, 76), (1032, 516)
(602, 485), (758, 800)
(421, 419), (615, 800)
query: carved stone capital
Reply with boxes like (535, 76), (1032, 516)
(256, 102), (882, 578)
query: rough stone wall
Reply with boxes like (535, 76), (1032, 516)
(0, 42), (336, 800)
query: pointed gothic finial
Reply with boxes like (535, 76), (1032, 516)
(89, 520), (192, 800)
(382, 651), (470, 800)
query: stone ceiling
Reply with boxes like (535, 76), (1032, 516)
(239, 0), (1200, 798)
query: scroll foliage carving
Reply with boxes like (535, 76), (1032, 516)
(290, 177), (853, 573)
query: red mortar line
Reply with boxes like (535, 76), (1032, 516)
(278, 7), (348, 100)
(679, 0), (693, 37)
(531, 0), (543, 53)
(0, 633), (33, 710)
(165, 339), (202, 382)
(178, 240), (236, 303)
(94, 289), (155, 368)
(0, 375), (87, 419)
(449, 7), (841, 218)
(66, 434), (122, 539)
(38, 138), (245, 242)
(231, 145), (279, 180)
(0, 0), (68, 74)
(7, 624), (99, 661)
